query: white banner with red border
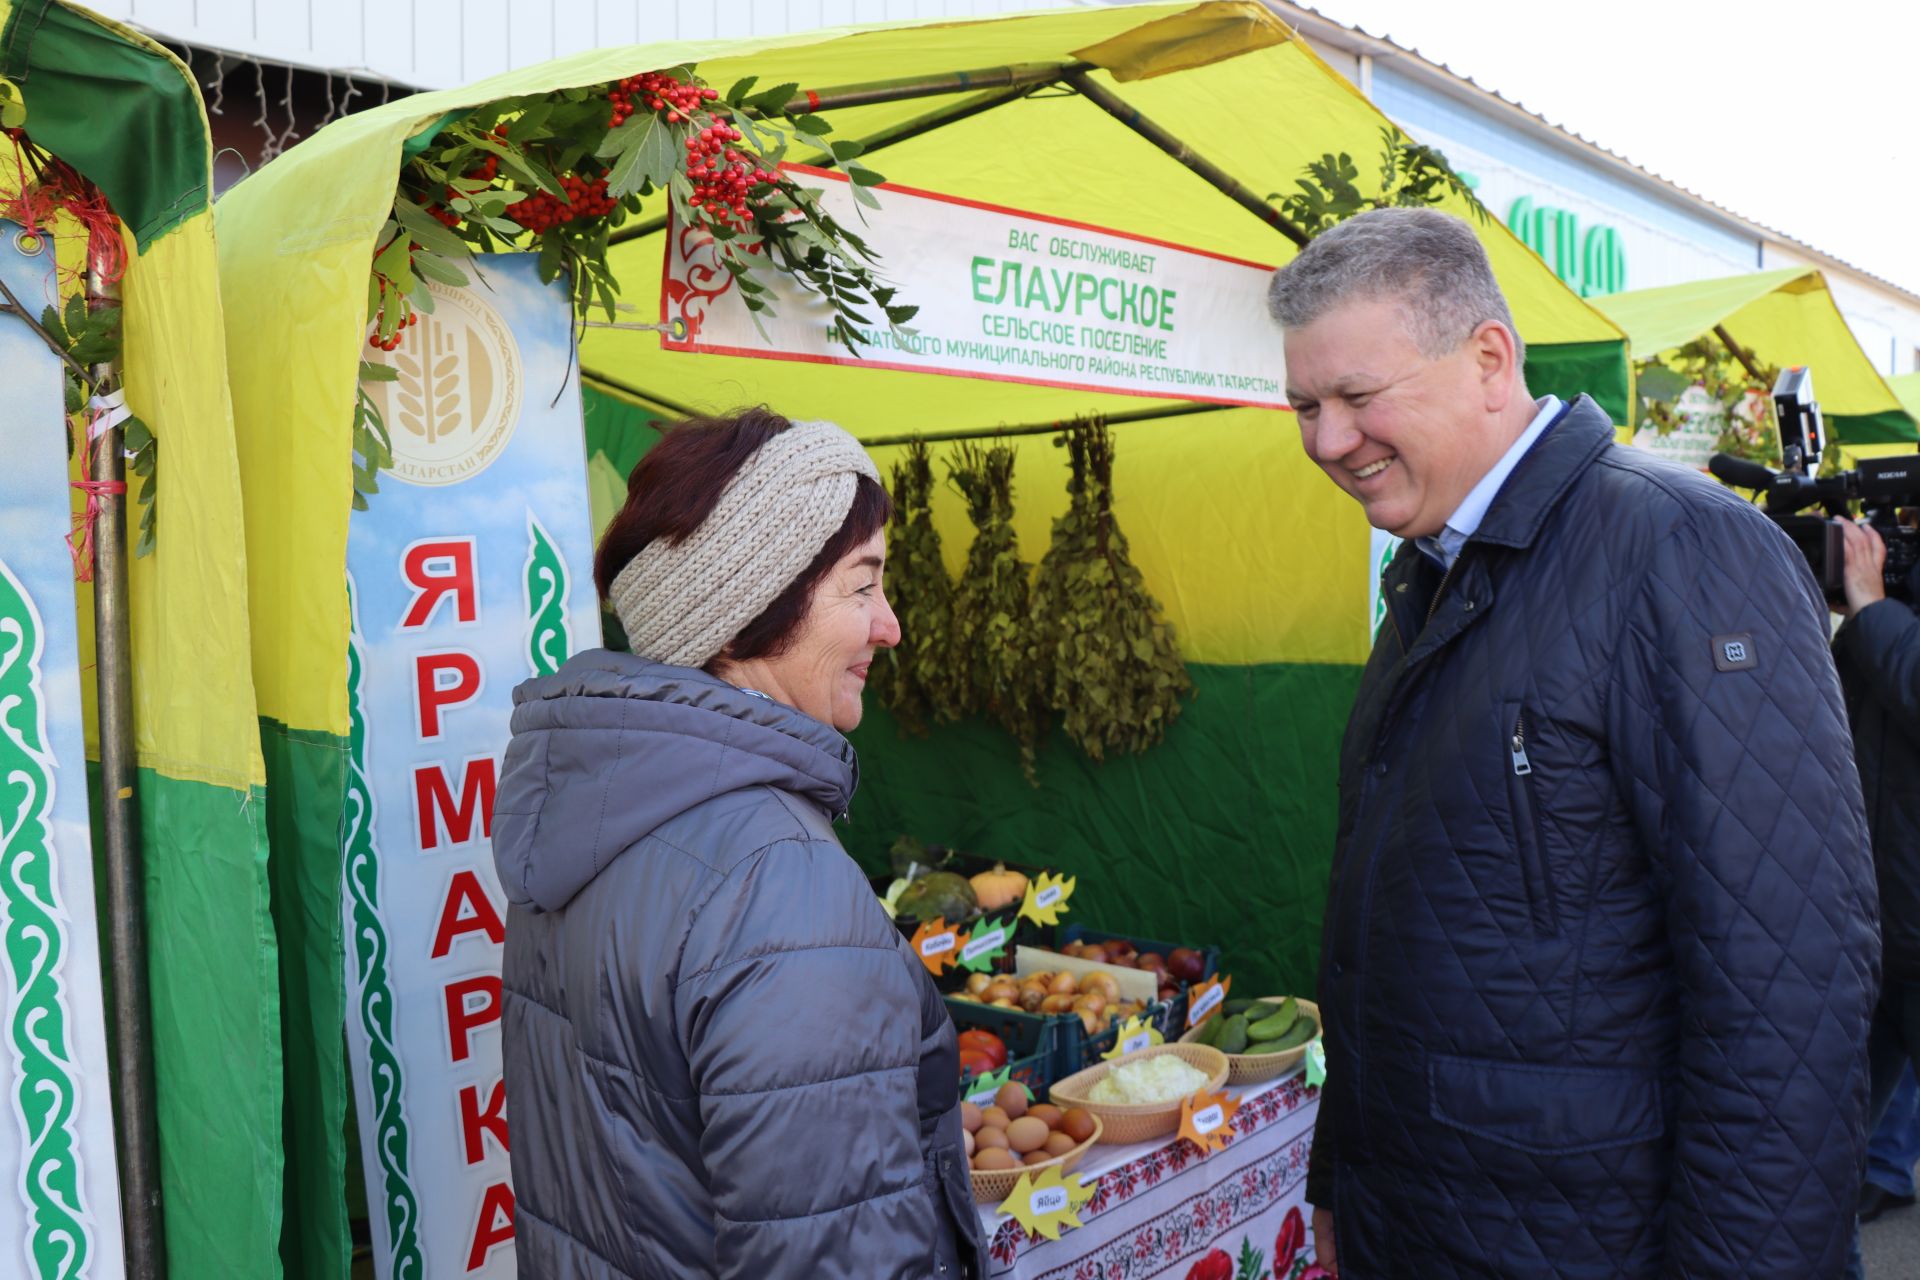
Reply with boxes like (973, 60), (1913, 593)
(662, 165), (1287, 409)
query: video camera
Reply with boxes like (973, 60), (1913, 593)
(1707, 367), (1920, 602)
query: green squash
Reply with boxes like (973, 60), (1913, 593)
(893, 871), (978, 924)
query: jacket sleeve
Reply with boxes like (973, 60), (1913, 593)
(1836, 597), (1920, 723)
(675, 837), (946, 1280)
(1606, 510), (1878, 1278)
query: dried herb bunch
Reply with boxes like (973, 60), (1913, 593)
(1032, 418), (1190, 759)
(948, 442), (1049, 780)
(870, 439), (962, 734)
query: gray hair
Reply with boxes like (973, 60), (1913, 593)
(1266, 207), (1525, 365)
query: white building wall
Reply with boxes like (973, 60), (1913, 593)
(93, 0), (1093, 89)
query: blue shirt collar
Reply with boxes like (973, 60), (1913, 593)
(1416, 396), (1564, 571)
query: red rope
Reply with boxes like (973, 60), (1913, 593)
(67, 478), (126, 583)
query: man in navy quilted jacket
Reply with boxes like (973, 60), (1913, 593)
(1268, 207), (1879, 1278)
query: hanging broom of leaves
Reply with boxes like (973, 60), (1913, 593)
(1032, 418), (1190, 760)
(948, 442), (1049, 781)
(870, 439), (963, 734)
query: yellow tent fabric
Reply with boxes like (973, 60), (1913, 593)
(1890, 371), (1920, 422)
(216, 0), (1625, 721)
(1592, 267), (1918, 443)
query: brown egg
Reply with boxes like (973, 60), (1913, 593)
(1060, 1108), (1097, 1143)
(1006, 1116), (1051, 1154)
(974, 1126), (1011, 1151)
(995, 1083), (1029, 1120)
(1043, 1131), (1078, 1157)
(961, 1102), (984, 1134)
(1048, 972), (1079, 996)
(1027, 1104), (1064, 1130)
(964, 1129), (976, 1159)
(1022, 1150), (1056, 1166)
(979, 1105), (1011, 1130)
(972, 1147), (1018, 1171)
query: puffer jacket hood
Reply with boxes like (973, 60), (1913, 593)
(493, 650), (857, 912)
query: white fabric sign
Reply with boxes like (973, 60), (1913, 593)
(664, 165), (1288, 409)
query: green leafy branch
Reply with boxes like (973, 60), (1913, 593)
(1635, 337), (1798, 470)
(1272, 126), (1489, 239)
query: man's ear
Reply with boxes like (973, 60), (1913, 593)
(1471, 320), (1521, 413)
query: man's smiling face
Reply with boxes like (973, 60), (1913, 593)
(1284, 295), (1509, 540)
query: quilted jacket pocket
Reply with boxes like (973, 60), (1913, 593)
(1502, 703), (1558, 934)
(1428, 1051), (1664, 1156)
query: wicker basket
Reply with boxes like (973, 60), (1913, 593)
(1178, 997), (1321, 1085)
(969, 1114), (1103, 1204)
(1046, 1043), (1230, 1145)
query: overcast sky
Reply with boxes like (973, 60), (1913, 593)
(1301, 0), (1920, 296)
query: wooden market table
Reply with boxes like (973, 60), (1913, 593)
(975, 1069), (1322, 1279)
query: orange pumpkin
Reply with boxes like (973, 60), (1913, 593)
(969, 863), (1030, 912)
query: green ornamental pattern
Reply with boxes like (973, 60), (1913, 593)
(0, 556), (91, 1280)
(524, 512), (571, 678)
(342, 578), (425, 1278)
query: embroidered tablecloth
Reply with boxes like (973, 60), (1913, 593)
(975, 1071), (1323, 1280)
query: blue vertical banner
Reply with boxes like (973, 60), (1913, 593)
(0, 223), (126, 1279)
(344, 254), (600, 1278)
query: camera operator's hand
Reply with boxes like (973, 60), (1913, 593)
(1838, 517), (1888, 617)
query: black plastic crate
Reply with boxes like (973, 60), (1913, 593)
(945, 996), (1064, 1102)
(1051, 925), (1223, 1043)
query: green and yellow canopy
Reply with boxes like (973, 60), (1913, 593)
(0, 2), (274, 1277)
(1593, 266), (1918, 444)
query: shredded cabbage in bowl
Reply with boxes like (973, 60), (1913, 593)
(1088, 1054), (1210, 1105)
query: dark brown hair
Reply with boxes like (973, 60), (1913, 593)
(594, 407), (891, 663)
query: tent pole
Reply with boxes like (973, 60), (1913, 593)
(1063, 71), (1309, 248)
(609, 78), (1064, 247)
(89, 262), (167, 1280)
(580, 369), (700, 420)
(1712, 324), (1766, 384)
(857, 400), (1235, 448)
(774, 60), (1088, 114)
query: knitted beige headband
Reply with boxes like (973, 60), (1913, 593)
(609, 419), (881, 669)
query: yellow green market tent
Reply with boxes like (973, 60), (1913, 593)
(1592, 266), (1919, 444)
(0, 2), (274, 1277)
(1890, 371), (1920, 423)
(215, 5), (1628, 1273)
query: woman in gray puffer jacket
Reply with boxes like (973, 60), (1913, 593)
(492, 408), (985, 1279)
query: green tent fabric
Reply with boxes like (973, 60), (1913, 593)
(0, 0), (207, 245)
(1593, 267), (1919, 444)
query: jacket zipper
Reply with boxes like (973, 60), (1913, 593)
(1506, 708), (1558, 933)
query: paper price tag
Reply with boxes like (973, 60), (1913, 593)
(1029, 1186), (1068, 1216)
(1305, 1039), (1328, 1088)
(1185, 975), (1231, 1029)
(957, 916), (1011, 972)
(1017, 871), (1076, 927)
(996, 1167), (1096, 1241)
(1177, 1088), (1239, 1157)
(910, 917), (969, 977)
(1101, 1014), (1164, 1061)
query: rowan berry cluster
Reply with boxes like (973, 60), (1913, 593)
(510, 172), (617, 232)
(367, 307), (419, 351)
(609, 71), (717, 125)
(687, 124), (777, 228)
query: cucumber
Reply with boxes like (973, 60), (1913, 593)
(1244, 1016), (1317, 1054)
(1246, 997), (1299, 1042)
(1221, 998), (1258, 1017)
(1216, 1014), (1250, 1056)
(1194, 1012), (1225, 1047)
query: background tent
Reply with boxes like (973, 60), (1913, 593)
(0, 2), (274, 1276)
(215, 5), (1627, 1272)
(1593, 267), (1918, 445)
